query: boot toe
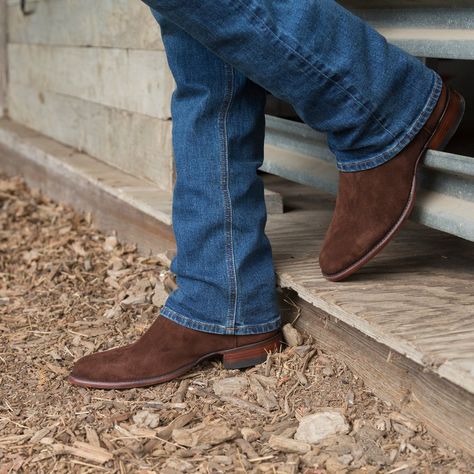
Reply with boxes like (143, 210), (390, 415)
(68, 346), (129, 386)
(319, 241), (347, 277)
(319, 232), (368, 278)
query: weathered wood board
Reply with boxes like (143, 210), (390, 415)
(0, 120), (175, 254)
(6, 0), (175, 191)
(264, 176), (474, 396)
(280, 293), (474, 457)
(8, 82), (174, 191)
(7, 0), (163, 50)
(8, 43), (174, 119)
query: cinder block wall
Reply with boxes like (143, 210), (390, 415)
(6, 0), (175, 192)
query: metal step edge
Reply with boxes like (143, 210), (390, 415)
(262, 142), (474, 242)
(265, 115), (474, 179)
(349, 6), (474, 60)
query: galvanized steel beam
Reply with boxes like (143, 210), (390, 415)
(262, 116), (474, 242)
(347, 6), (474, 60)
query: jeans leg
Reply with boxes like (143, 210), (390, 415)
(143, 0), (442, 172)
(151, 10), (281, 335)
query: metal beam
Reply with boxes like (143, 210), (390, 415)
(348, 7), (474, 60)
(263, 116), (474, 242)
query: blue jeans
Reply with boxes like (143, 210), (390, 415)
(146, 0), (442, 335)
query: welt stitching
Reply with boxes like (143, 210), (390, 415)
(232, 0), (396, 139)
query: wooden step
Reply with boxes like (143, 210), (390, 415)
(1, 119), (473, 456)
(264, 175), (474, 456)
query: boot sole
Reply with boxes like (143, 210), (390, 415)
(323, 87), (465, 282)
(68, 333), (282, 389)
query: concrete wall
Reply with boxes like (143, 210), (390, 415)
(6, 0), (175, 192)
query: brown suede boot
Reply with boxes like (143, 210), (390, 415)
(319, 83), (465, 282)
(68, 315), (281, 389)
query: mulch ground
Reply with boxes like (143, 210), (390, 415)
(1, 173), (473, 473)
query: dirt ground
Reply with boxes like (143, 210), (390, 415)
(1, 173), (473, 473)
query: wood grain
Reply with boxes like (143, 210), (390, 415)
(0, 121), (175, 254)
(8, 43), (174, 119)
(8, 83), (174, 191)
(265, 178), (474, 395)
(279, 291), (474, 457)
(7, 0), (163, 50)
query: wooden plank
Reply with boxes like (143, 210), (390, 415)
(7, 0), (163, 50)
(8, 43), (174, 119)
(0, 120), (175, 253)
(264, 188), (284, 215)
(0, 119), (173, 225)
(279, 292), (474, 457)
(0, 142), (175, 254)
(0, 0), (6, 117)
(263, 176), (474, 396)
(8, 82), (174, 191)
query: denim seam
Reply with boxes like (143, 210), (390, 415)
(337, 73), (443, 172)
(218, 63), (239, 330)
(160, 303), (281, 335)
(232, 0), (397, 140)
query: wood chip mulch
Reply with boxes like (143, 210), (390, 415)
(1, 173), (473, 473)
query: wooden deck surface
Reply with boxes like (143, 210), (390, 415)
(265, 176), (474, 395)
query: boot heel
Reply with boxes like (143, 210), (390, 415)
(428, 89), (465, 151)
(221, 335), (281, 370)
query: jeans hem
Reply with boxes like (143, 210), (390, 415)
(160, 303), (282, 335)
(337, 72), (443, 172)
